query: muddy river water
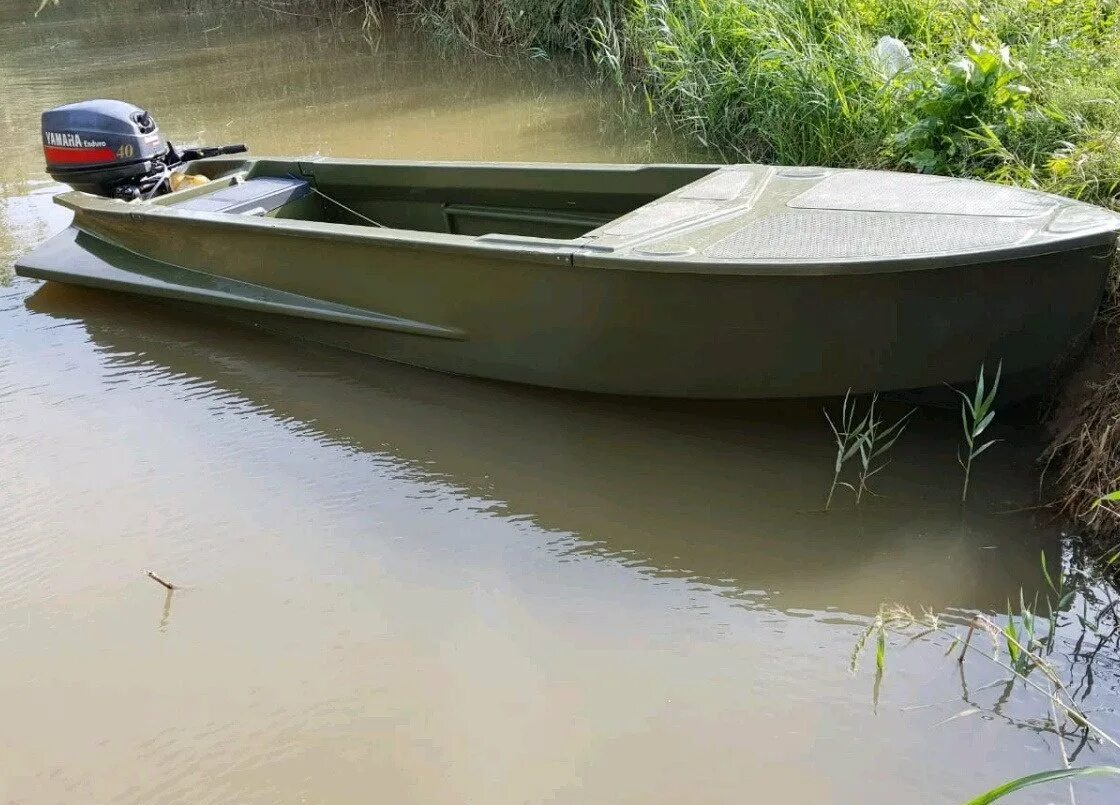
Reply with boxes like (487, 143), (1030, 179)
(1, 4), (1117, 803)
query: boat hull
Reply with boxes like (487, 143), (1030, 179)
(17, 221), (1109, 399)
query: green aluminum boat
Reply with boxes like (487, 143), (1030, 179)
(16, 100), (1120, 399)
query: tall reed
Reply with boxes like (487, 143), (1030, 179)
(824, 392), (913, 508)
(954, 362), (1001, 503)
(824, 390), (868, 510)
(855, 396), (914, 504)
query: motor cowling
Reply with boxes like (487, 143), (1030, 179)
(42, 99), (248, 200)
(42, 99), (169, 198)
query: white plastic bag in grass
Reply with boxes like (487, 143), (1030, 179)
(872, 36), (913, 78)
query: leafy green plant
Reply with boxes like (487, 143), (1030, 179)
(895, 42), (1032, 174)
(954, 361), (1002, 503)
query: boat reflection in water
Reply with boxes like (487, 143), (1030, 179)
(26, 282), (1055, 617)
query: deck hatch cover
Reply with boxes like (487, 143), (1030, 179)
(703, 210), (1035, 261)
(788, 172), (1055, 217)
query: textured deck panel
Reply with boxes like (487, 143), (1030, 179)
(582, 165), (1120, 265)
(704, 210), (1034, 261)
(788, 172), (1056, 217)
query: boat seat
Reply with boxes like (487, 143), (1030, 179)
(172, 177), (310, 215)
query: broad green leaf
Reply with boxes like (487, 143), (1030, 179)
(1092, 489), (1120, 508)
(1040, 550), (1056, 594)
(972, 439), (999, 458)
(955, 386), (976, 414)
(842, 439), (865, 462)
(973, 363), (986, 411)
(964, 766), (1120, 805)
(1003, 608), (1020, 665)
(983, 362), (1003, 412)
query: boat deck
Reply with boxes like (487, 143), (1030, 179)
(575, 165), (1120, 270)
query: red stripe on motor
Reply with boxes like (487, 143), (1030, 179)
(43, 145), (117, 165)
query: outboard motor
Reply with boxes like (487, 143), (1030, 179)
(42, 99), (247, 200)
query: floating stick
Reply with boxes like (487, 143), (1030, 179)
(145, 570), (176, 591)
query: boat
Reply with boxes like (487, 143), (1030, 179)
(16, 99), (1120, 399)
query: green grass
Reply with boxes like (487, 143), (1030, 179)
(384, 0), (614, 56)
(619, 0), (1120, 205)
